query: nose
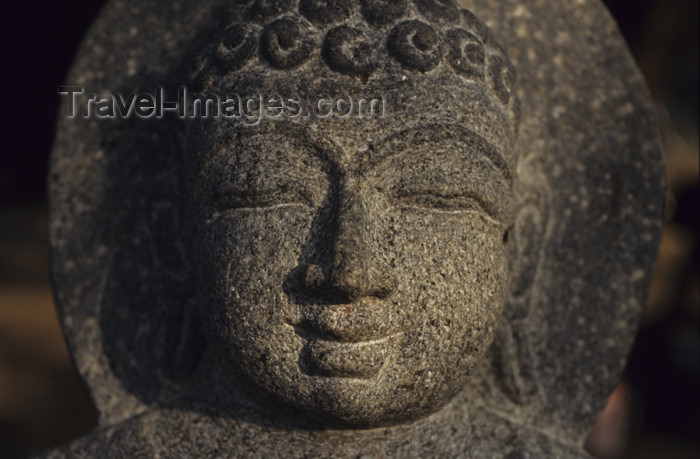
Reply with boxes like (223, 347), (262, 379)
(304, 184), (395, 302)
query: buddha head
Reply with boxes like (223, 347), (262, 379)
(184, 0), (520, 428)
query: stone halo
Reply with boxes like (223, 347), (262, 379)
(49, 0), (664, 445)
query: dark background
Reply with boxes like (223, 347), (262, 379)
(0, 1), (697, 457)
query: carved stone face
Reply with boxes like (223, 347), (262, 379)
(189, 114), (513, 427)
(181, 0), (518, 429)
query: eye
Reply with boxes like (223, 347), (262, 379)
(214, 179), (318, 211)
(201, 133), (331, 214)
(385, 162), (508, 222)
(363, 126), (513, 225)
(391, 184), (499, 218)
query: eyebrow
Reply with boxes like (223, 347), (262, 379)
(360, 123), (513, 187)
(198, 122), (512, 187)
(197, 121), (343, 176)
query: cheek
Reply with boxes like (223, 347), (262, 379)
(389, 209), (507, 298)
(388, 210), (507, 365)
(195, 208), (314, 336)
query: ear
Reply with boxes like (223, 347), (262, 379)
(505, 158), (551, 318)
(487, 158), (550, 405)
(147, 175), (205, 383)
(507, 203), (546, 309)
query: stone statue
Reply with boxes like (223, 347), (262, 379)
(47, 0), (664, 456)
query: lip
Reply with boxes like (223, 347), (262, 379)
(289, 300), (403, 343)
(287, 302), (404, 378)
(299, 336), (397, 378)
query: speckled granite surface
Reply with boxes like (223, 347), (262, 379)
(47, 0), (663, 456)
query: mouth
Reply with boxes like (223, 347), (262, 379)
(287, 303), (403, 378)
(289, 300), (403, 342)
(298, 335), (398, 378)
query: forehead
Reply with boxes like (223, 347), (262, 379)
(194, 118), (512, 188)
(199, 64), (516, 162)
